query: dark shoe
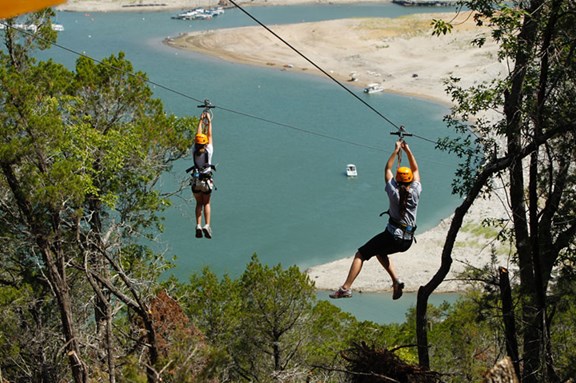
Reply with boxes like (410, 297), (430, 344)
(202, 225), (212, 239)
(392, 281), (404, 300)
(195, 227), (203, 238)
(329, 287), (352, 299)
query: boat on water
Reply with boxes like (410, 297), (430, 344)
(346, 164), (358, 177)
(4, 23), (64, 32)
(363, 83), (385, 94)
(171, 7), (224, 20)
(209, 7), (225, 15)
(171, 9), (202, 20)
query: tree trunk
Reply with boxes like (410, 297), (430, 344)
(498, 267), (520, 379)
(416, 162), (497, 367)
(503, 1), (543, 380)
(43, 246), (88, 383)
(1, 163), (88, 383)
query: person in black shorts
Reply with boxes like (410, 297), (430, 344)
(330, 140), (421, 300)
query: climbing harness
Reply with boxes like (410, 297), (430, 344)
(379, 210), (418, 241)
(187, 99), (217, 194)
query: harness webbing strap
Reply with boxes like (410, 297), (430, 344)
(193, 148), (215, 175)
(388, 216), (417, 234)
(379, 210), (417, 236)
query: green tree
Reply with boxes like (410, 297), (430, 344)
(233, 255), (317, 381)
(428, 293), (504, 382)
(178, 256), (355, 382)
(0, 10), (196, 383)
(182, 268), (243, 346)
(418, 1), (576, 381)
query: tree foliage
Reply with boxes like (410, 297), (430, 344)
(174, 254), (431, 383)
(419, 1), (576, 382)
(0, 9), (196, 383)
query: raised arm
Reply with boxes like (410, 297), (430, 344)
(385, 140), (402, 182)
(197, 112), (213, 145)
(203, 112), (213, 145)
(401, 141), (419, 182)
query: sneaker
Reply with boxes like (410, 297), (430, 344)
(202, 225), (212, 239)
(195, 226), (203, 238)
(329, 287), (352, 299)
(392, 280), (405, 300)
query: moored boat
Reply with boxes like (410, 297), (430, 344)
(363, 83), (385, 94)
(172, 7), (224, 20)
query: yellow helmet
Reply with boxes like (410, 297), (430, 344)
(396, 167), (413, 183)
(195, 133), (208, 145)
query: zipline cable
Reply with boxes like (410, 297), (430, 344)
(224, 2), (478, 152)
(228, 1), (479, 154)
(228, 0), (404, 132)
(2, 21), (392, 152)
(1, 20), (448, 154)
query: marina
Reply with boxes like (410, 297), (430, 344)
(0, 22), (64, 31)
(392, 0), (459, 6)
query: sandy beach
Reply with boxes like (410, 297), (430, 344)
(59, 0), (513, 294)
(57, 0), (390, 13)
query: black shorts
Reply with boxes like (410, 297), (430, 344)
(358, 229), (413, 261)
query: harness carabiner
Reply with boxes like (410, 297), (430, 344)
(197, 99), (215, 126)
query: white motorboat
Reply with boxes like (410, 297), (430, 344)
(191, 12), (212, 20)
(9, 23), (64, 32)
(208, 6), (225, 15)
(346, 164), (358, 177)
(363, 83), (385, 94)
(172, 7), (224, 20)
(172, 8), (203, 20)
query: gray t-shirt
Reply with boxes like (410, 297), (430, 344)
(385, 178), (422, 239)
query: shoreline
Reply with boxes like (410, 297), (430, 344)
(56, 0), (394, 13)
(163, 12), (506, 106)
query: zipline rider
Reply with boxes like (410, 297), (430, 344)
(191, 110), (215, 239)
(330, 139), (421, 300)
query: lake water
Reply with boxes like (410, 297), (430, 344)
(43, 3), (463, 323)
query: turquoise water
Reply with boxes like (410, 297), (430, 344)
(43, 4), (462, 323)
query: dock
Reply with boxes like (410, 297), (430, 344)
(392, 0), (458, 6)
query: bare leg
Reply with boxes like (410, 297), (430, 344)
(376, 254), (400, 283)
(341, 252), (364, 290)
(193, 193), (203, 226)
(377, 254), (404, 299)
(202, 194), (211, 226)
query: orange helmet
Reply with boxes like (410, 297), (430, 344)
(396, 167), (413, 183)
(195, 133), (208, 145)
